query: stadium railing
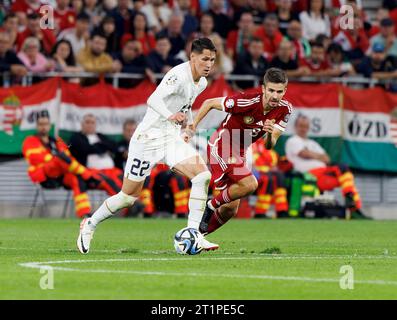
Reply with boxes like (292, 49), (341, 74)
(0, 72), (384, 88)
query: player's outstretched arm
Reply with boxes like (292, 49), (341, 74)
(193, 98), (224, 129)
(183, 98), (224, 143)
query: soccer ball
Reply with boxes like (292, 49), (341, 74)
(174, 227), (203, 255)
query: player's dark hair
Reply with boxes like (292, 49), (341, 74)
(263, 68), (288, 86)
(191, 38), (217, 54)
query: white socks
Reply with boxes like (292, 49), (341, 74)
(90, 191), (137, 227)
(187, 171), (211, 229)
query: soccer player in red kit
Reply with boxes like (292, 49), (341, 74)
(185, 68), (292, 236)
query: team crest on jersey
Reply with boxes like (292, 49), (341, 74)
(228, 156), (237, 164)
(166, 75), (177, 85)
(243, 116), (254, 124)
(225, 99), (234, 108)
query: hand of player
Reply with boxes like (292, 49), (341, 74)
(263, 119), (276, 134)
(182, 124), (196, 143)
(168, 112), (186, 125)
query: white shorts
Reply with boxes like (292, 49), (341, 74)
(124, 131), (198, 182)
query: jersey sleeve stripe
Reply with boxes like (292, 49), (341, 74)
(237, 98), (260, 107)
(279, 100), (293, 114)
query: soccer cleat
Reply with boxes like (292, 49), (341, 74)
(77, 218), (96, 254)
(199, 201), (215, 234)
(199, 236), (219, 251)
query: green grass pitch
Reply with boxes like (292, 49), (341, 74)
(1, 218), (397, 299)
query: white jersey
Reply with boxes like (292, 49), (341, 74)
(135, 62), (208, 137)
(285, 135), (327, 173)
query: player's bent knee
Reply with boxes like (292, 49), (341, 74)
(106, 191), (138, 212)
(191, 170), (211, 185)
(242, 176), (258, 194)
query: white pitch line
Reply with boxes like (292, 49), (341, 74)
(18, 257), (397, 286)
(1, 246), (396, 259)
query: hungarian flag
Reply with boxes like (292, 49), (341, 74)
(0, 78), (59, 154)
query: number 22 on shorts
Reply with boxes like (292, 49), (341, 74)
(130, 158), (150, 177)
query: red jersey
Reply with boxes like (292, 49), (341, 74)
(11, 0), (45, 15)
(210, 91), (292, 157)
(54, 9), (76, 31)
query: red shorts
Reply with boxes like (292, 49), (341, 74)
(207, 136), (252, 190)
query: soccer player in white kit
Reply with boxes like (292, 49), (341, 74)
(77, 38), (219, 254)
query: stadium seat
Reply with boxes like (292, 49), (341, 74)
(29, 183), (72, 218)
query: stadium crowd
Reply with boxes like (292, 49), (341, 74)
(1, 0), (370, 219)
(1, 0), (397, 89)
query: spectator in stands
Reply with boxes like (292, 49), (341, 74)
(83, 0), (105, 31)
(17, 37), (55, 73)
(207, 0), (232, 39)
(176, 0), (199, 38)
(121, 12), (156, 56)
(58, 12), (90, 58)
(10, 0), (45, 27)
(0, 13), (19, 48)
(226, 11), (256, 60)
(93, 15), (120, 55)
(369, 18), (397, 58)
(72, 0), (84, 14)
(315, 33), (332, 52)
(112, 40), (155, 87)
(232, 37), (269, 89)
(234, 0), (266, 26)
(76, 33), (115, 74)
(22, 111), (103, 218)
(300, 41), (339, 77)
(54, 0), (76, 34)
(327, 42), (355, 76)
(156, 12), (186, 57)
(102, 0), (118, 12)
(208, 33), (233, 79)
(50, 39), (83, 73)
(69, 113), (123, 195)
(197, 13), (217, 38)
(355, 42), (397, 91)
(146, 35), (182, 74)
(0, 31), (27, 82)
(175, 34), (195, 61)
(366, 8), (389, 39)
(114, 119), (137, 170)
(109, 0), (136, 37)
(16, 13), (57, 55)
(275, 0), (300, 36)
(299, 0), (331, 41)
(270, 39), (309, 77)
(285, 114), (365, 218)
(141, 0), (172, 34)
(333, 16), (369, 67)
(254, 13), (284, 60)
(286, 20), (311, 60)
